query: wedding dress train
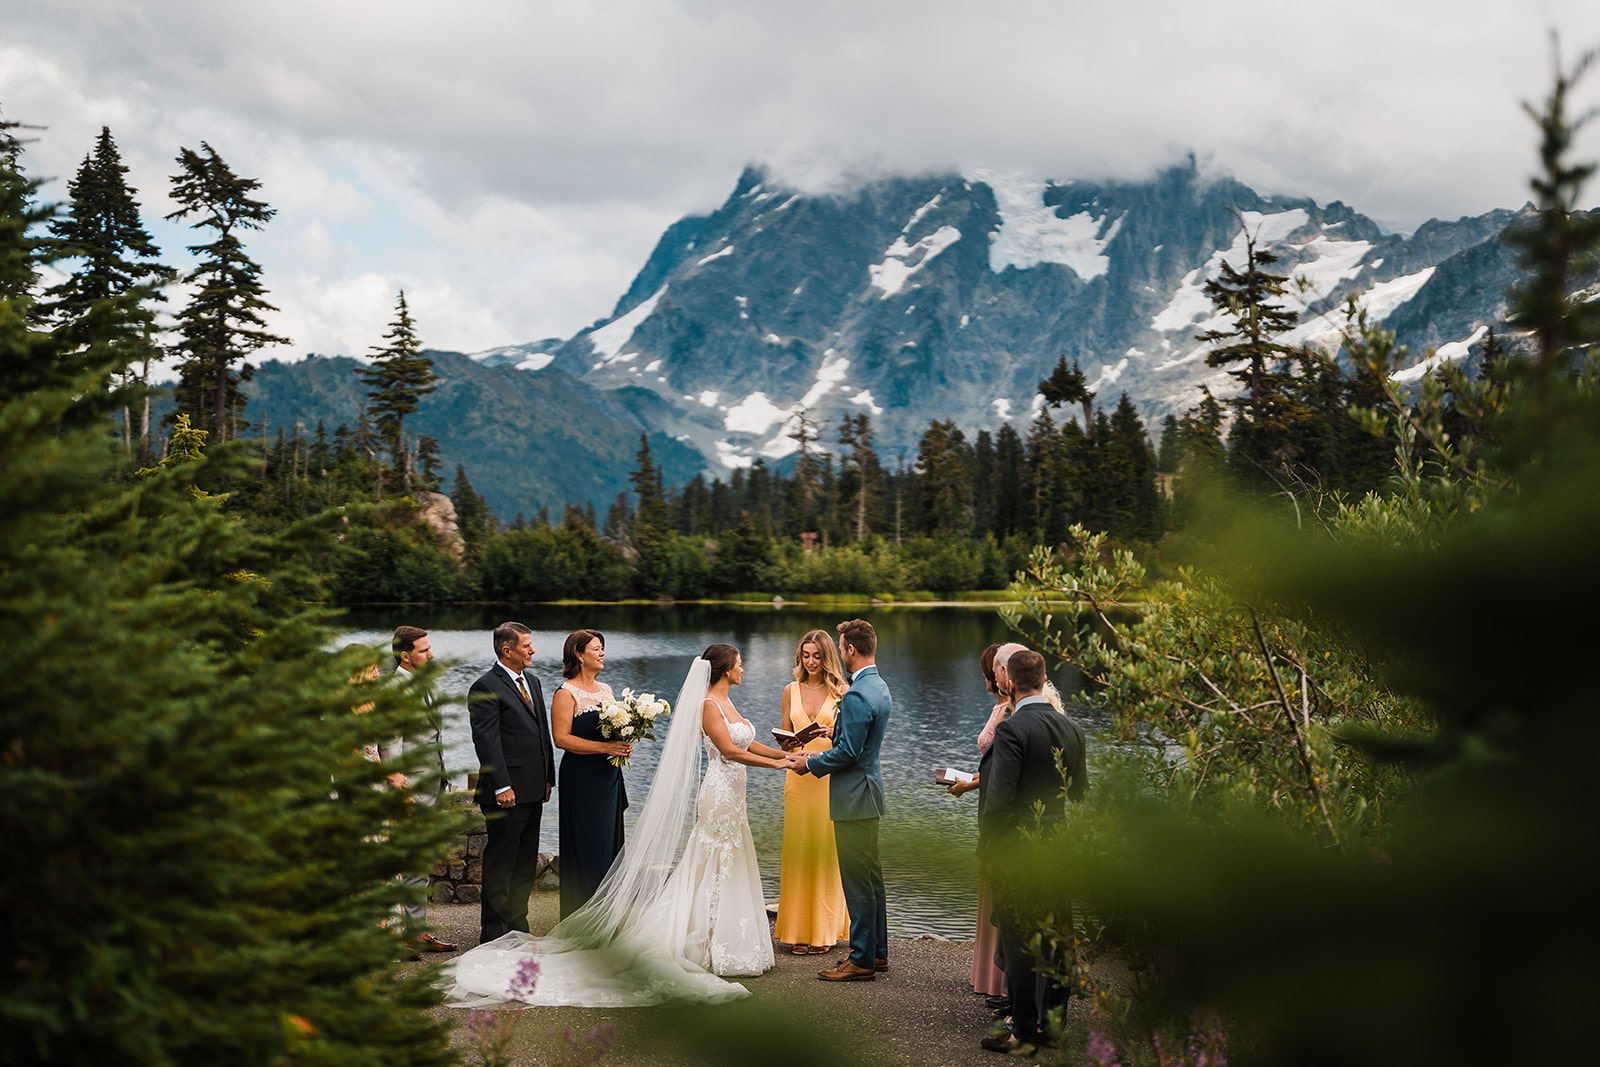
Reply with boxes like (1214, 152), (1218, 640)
(444, 658), (772, 1007)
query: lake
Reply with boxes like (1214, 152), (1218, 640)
(339, 602), (1103, 940)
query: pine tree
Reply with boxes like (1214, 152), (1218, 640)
(836, 412), (882, 541)
(914, 419), (973, 538)
(628, 435), (672, 594)
(42, 127), (169, 458)
(1506, 40), (1600, 392)
(0, 104), (45, 310)
(1039, 354), (1095, 429)
(2, 186), (456, 1065)
(166, 143), (288, 441)
(787, 407), (826, 532)
(1157, 413), (1182, 473)
(357, 291), (439, 493)
(1196, 222), (1307, 485)
(991, 421), (1028, 538)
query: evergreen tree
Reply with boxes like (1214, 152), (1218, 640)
(412, 433), (442, 492)
(357, 291), (439, 493)
(1039, 354), (1095, 429)
(914, 419), (973, 538)
(836, 412), (882, 541)
(38, 127), (168, 456)
(628, 435), (672, 594)
(1, 106), (66, 401)
(1025, 409), (1075, 544)
(1506, 41), (1600, 391)
(1104, 392), (1163, 540)
(1, 193), (456, 1064)
(0, 104), (45, 309)
(40, 126), (169, 421)
(450, 462), (495, 563)
(991, 421), (1028, 538)
(1157, 413), (1182, 474)
(787, 407), (826, 532)
(972, 428), (997, 537)
(166, 143), (288, 441)
(1196, 222), (1307, 486)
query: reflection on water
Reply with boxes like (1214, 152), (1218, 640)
(340, 603), (1105, 940)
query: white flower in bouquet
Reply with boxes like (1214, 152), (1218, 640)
(595, 688), (672, 767)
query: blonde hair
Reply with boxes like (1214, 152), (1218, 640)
(793, 629), (846, 699)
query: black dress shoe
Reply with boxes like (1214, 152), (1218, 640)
(984, 994), (1010, 1011)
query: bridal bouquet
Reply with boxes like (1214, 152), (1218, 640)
(596, 688), (671, 767)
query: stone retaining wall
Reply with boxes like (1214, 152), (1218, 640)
(427, 793), (559, 904)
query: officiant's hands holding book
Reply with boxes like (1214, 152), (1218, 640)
(772, 720), (828, 750)
(934, 766), (979, 796)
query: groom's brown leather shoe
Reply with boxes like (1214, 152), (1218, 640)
(818, 960), (876, 981)
(874, 957), (889, 972)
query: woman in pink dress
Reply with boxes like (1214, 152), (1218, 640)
(949, 642), (1020, 1005)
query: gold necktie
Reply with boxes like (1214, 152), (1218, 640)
(516, 676), (531, 703)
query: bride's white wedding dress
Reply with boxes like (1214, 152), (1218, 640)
(445, 659), (774, 1007)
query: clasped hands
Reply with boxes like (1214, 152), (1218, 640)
(782, 750), (812, 774)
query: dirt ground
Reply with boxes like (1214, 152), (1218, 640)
(402, 893), (1118, 1067)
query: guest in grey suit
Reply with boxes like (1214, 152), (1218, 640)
(977, 648), (1088, 1053)
(381, 625), (457, 956)
(468, 621), (557, 944)
(792, 618), (891, 982)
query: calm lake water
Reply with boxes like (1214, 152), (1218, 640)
(339, 603), (1103, 940)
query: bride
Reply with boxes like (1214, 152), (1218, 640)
(446, 643), (796, 1006)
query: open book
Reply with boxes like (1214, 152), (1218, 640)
(933, 766), (975, 787)
(771, 721), (827, 748)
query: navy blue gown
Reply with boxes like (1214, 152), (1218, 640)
(556, 681), (628, 918)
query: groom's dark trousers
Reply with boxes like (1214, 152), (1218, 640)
(804, 662), (892, 970)
(833, 817), (887, 967)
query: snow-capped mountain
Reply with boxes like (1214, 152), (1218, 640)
(520, 160), (1537, 469)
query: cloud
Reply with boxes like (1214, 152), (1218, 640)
(4, 0), (1598, 357)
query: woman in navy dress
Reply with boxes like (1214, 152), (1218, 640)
(551, 629), (633, 918)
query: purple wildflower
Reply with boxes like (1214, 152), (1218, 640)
(1087, 1029), (1119, 1066)
(507, 957), (541, 1002)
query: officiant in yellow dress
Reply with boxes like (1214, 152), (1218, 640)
(773, 630), (851, 954)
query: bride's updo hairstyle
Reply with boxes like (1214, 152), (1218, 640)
(703, 643), (740, 683)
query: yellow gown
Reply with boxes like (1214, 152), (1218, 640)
(773, 685), (850, 949)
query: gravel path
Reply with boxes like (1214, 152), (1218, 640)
(403, 895), (1113, 1066)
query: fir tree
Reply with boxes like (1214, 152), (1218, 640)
(1506, 39), (1600, 397)
(629, 434), (672, 594)
(1196, 221), (1308, 485)
(0, 104), (45, 309)
(41, 126), (169, 412)
(1, 191), (456, 1064)
(914, 419), (973, 539)
(1039, 354), (1095, 429)
(357, 291), (439, 493)
(991, 421), (1028, 538)
(166, 143), (289, 441)
(1157, 413), (1182, 473)
(836, 412), (882, 541)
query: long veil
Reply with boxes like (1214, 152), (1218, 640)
(444, 657), (750, 1007)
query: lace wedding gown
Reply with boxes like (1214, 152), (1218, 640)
(445, 661), (774, 1007)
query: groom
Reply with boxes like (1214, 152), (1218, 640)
(791, 618), (891, 982)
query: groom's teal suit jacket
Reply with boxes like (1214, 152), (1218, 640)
(805, 664), (891, 820)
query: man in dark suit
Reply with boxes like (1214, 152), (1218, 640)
(791, 618), (891, 982)
(978, 648), (1088, 1053)
(468, 621), (557, 944)
(382, 624), (456, 956)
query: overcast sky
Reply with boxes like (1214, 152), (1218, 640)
(5, 1), (1599, 361)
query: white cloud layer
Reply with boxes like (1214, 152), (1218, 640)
(4, 0), (1599, 359)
